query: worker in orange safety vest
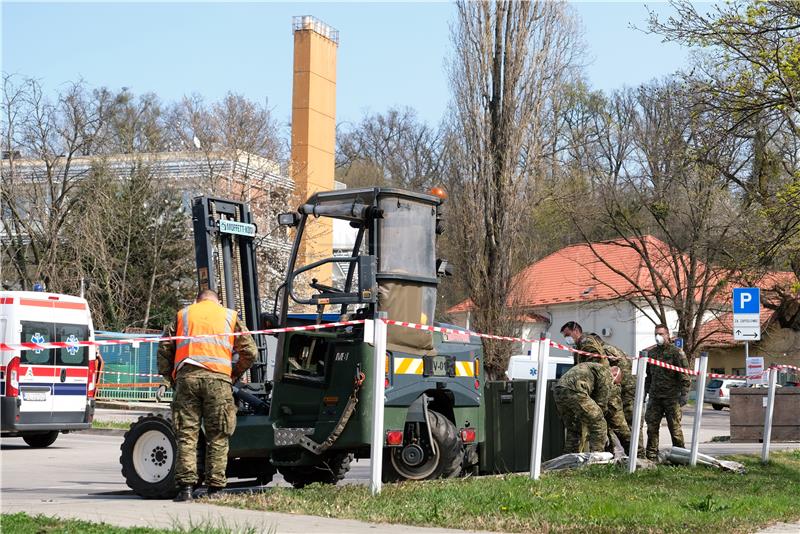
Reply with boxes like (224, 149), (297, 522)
(157, 289), (257, 501)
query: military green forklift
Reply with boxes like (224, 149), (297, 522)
(120, 187), (488, 497)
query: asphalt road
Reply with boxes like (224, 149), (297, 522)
(0, 433), (464, 533)
(2, 406), (797, 533)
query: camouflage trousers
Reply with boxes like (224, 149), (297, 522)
(173, 372), (237, 487)
(604, 386), (631, 453)
(645, 396), (684, 460)
(554, 386), (608, 453)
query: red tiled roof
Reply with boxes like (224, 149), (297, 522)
(698, 311), (776, 348)
(446, 235), (799, 320)
(447, 235), (678, 313)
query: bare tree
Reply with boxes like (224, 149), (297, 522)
(564, 81), (743, 358)
(1, 76), (114, 291)
(66, 161), (193, 330)
(648, 0), (800, 331)
(336, 107), (443, 190)
(446, 0), (582, 377)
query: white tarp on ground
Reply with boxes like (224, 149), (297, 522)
(663, 446), (746, 473)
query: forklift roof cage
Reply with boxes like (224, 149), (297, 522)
(278, 187), (444, 359)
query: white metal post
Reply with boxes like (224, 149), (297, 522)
(689, 351), (708, 466)
(628, 352), (648, 474)
(745, 341), (749, 359)
(761, 366), (778, 464)
(369, 313), (388, 495)
(530, 332), (550, 480)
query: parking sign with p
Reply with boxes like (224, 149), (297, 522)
(733, 287), (760, 314)
(732, 287), (761, 341)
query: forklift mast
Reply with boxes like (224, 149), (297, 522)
(191, 196), (268, 384)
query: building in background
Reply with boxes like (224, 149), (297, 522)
(1, 149), (294, 301)
(447, 236), (799, 375)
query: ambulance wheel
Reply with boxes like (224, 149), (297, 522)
(278, 452), (353, 488)
(386, 410), (462, 481)
(120, 414), (178, 499)
(712, 404), (724, 411)
(22, 431), (59, 448)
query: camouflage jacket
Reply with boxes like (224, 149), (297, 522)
(646, 343), (691, 399)
(594, 337), (634, 391)
(574, 334), (610, 367)
(556, 362), (613, 413)
(157, 310), (257, 386)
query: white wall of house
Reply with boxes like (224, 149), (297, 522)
(449, 299), (691, 363)
(634, 304), (679, 356)
(542, 301), (637, 356)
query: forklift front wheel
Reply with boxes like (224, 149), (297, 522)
(120, 414), (179, 499)
(386, 410), (462, 481)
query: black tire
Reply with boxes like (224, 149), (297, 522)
(278, 452), (353, 489)
(712, 404), (724, 411)
(22, 431), (59, 448)
(120, 414), (179, 499)
(385, 410), (463, 481)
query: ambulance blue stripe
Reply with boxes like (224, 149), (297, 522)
(20, 382), (87, 396)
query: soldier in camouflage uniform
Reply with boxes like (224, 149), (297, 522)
(553, 362), (622, 453)
(644, 324), (691, 461)
(560, 322), (631, 454)
(158, 289), (257, 501)
(590, 335), (643, 453)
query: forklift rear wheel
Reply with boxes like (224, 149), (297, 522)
(278, 452), (353, 488)
(22, 430), (59, 448)
(120, 414), (179, 499)
(386, 410), (462, 481)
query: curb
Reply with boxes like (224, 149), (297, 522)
(96, 400), (171, 411)
(78, 428), (127, 436)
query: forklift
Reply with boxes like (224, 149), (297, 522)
(119, 187), (487, 497)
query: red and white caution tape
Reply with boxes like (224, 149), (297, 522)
(383, 319), (543, 344)
(644, 356), (698, 376)
(0, 320), (365, 353)
(547, 341), (636, 362)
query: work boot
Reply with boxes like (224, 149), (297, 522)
(205, 486), (225, 499)
(174, 486), (193, 502)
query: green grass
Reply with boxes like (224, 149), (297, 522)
(1, 513), (162, 533)
(216, 451), (800, 533)
(0, 513), (265, 533)
(91, 420), (131, 430)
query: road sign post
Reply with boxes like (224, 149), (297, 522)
(689, 352), (709, 467)
(529, 331), (550, 481)
(628, 352), (648, 474)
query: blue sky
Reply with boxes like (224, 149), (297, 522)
(2, 2), (693, 128)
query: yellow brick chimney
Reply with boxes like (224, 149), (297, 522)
(291, 16), (338, 282)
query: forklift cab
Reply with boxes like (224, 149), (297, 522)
(273, 187), (445, 384)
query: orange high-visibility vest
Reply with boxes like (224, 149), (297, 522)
(173, 300), (237, 378)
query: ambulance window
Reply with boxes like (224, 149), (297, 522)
(55, 323), (89, 366)
(20, 321), (54, 365)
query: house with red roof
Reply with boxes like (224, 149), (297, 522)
(446, 236), (800, 376)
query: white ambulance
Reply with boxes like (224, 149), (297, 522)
(1, 291), (97, 447)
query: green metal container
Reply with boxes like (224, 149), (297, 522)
(480, 379), (565, 474)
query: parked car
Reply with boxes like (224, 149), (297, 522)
(705, 378), (746, 410)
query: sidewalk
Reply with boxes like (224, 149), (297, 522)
(753, 521), (800, 534)
(2, 498), (495, 534)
